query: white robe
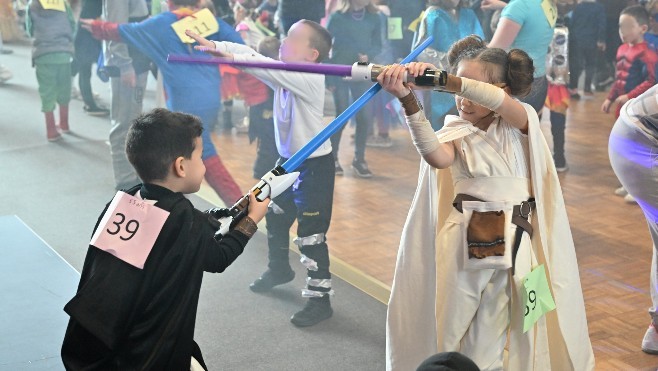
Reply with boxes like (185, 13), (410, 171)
(386, 103), (595, 371)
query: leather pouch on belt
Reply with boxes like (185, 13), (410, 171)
(467, 210), (506, 258)
(462, 200), (514, 270)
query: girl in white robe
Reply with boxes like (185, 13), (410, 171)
(377, 35), (595, 371)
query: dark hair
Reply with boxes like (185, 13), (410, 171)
(297, 20), (333, 62)
(126, 108), (203, 183)
(447, 35), (535, 97)
(258, 36), (281, 60)
(170, 0), (199, 7)
(622, 5), (651, 27)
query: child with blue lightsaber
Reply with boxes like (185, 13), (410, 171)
(187, 22), (337, 327)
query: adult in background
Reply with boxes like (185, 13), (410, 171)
(487, 0), (556, 114)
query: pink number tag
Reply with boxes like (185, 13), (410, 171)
(90, 191), (170, 269)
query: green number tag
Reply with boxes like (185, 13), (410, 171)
(387, 17), (403, 40)
(522, 264), (556, 333)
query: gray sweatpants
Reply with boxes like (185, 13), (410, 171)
(609, 118), (658, 324)
(109, 72), (148, 189)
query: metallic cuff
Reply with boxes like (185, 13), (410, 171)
(399, 90), (422, 116)
(234, 216), (258, 238)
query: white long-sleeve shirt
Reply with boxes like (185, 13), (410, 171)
(213, 41), (331, 159)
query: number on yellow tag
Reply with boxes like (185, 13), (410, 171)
(541, 0), (557, 28)
(171, 8), (219, 44)
(39, 0), (66, 12)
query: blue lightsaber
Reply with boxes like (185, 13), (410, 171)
(211, 37), (434, 237)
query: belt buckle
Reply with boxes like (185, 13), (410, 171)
(519, 201), (531, 218)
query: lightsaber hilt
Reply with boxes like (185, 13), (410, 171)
(214, 166), (300, 239)
(350, 62), (449, 87)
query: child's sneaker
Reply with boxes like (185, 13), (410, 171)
(352, 159), (373, 178)
(366, 135), (393, 148)
(290, 295), (333, 327)
(642, 323), (658, 354)
(614, 186), (628, 196)
(335, 160), (343, 176)
(84, 105), (110, 117)
(0, 64), (12, 84)
(625, 193), (637, 204)
(249, 268), (295, 293)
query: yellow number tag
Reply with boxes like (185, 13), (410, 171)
(171, 8), (219, 44)
(39, 0), (66, 12)
(541, 0), (557, 28)
(522, 264), (557, 333)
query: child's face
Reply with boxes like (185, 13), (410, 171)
(454, 60), (496, 123)
(180, 137), (206, 194)
(279, 23), (319, 63)
(619, 14), (648, 44)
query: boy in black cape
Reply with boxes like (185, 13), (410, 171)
(61, 108), (269, 370)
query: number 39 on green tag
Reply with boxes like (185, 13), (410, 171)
(522, 264), (556, 333)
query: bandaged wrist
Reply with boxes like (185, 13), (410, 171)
(458, 77), (506, 111)
(399, 90), (422, 116)
(406, 111), (440, 156)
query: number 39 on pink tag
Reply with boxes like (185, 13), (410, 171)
(90, 191), (170, 269)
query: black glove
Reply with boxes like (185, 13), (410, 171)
(204, 208), (232, 232)
(204, 207), (232, 219)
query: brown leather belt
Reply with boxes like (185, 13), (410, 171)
(453, 193), (536, 274)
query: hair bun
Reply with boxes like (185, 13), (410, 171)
(506, 49), (535, 97)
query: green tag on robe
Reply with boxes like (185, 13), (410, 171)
(522, 264), (556, 333)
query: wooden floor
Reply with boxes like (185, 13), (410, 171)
(210, 91), (657, 370)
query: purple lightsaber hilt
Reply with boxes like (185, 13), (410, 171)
(167, 54), (354, 77)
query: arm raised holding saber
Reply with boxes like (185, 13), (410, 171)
(183, 29), (435, 238)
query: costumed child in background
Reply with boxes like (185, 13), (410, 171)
(601, 5), (658, 203)
(545, 16), (571, 172)
(26, 0), (75, 141)
(187, 20), (337, 327)
(61, 108), (269, 370)
(219, 0), (274, 133)
(609, 84), (658, 356)
(81, 0), (245, 206)
(250, 36), (280, 179)
(326, 0), (382, 178)
(380, 35), (594, 370)
(412, 0), (483, 130)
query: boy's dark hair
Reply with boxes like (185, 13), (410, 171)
(448, 35), (535, 97)
(170, 0), (200, 7)
(622, 5), (651, 27)
(297, 20), (333, 62)
(126, 108), (203, 183)
(258, 36), (281, 60)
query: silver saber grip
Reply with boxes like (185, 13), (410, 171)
(350, 62), (449, 87)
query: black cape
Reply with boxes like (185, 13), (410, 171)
(61, 184), (249, 370)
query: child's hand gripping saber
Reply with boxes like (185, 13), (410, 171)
(199, 37), (434, 238)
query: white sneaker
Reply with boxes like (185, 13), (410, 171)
(614, 186), (628, 197)
(625, 193), (637, 204)
(642, 324), (658, 354)
(0, 65), (12, 83)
